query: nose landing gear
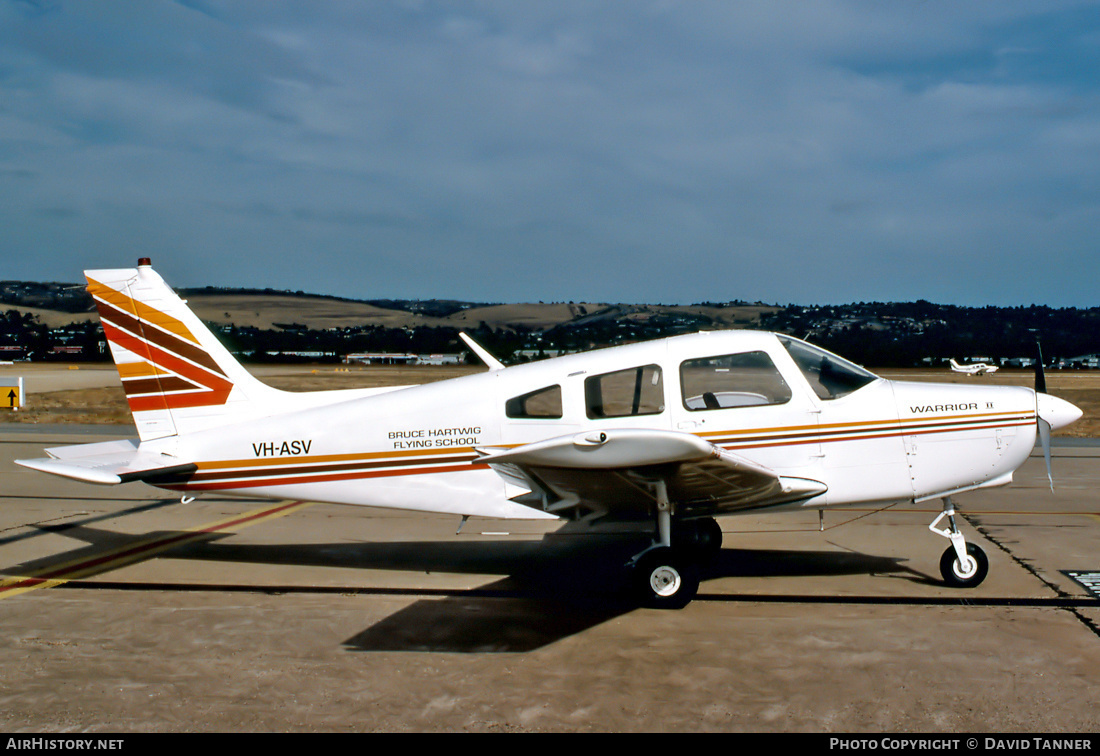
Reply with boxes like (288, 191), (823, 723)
(929, 497), (989, 588)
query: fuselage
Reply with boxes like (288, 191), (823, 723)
(141, 330), (1067, 521)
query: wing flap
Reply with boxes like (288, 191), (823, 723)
(479, 430), (826, 518)
(480, 429), (719, 469)
(671, 450), (827, 513)
(15, 439), (195, 486)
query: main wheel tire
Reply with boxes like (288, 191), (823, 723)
(939, 543), (989, 588)
(635, 548), (699, 609)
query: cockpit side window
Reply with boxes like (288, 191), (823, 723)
(777, 335), (878, 400)
(585, 365), (664, 419)
(506, 385), (563, 419)
(680, 351), (792, 411)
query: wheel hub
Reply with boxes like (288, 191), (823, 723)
(953, 555), (977, 579)
(649, 565), (682, 597)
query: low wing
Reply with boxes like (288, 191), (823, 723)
(479, 429), (826, 520)
(15, 439), (195, 486)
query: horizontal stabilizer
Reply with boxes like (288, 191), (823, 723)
(15, 439), (195, 486)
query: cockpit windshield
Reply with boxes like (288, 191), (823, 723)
(777, 335), (878, 400)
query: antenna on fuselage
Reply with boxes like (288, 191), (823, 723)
(460, 332), (505, 371)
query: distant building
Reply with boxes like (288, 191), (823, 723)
(514, 349), (565, 361)
(345, 353), (417, 365)
(344, 352), (463, 365)
(1065, 354), (1100, 369)
(416, 353), (464, 366)
(265, 351), (337, 359)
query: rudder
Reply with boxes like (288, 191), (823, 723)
(87, 258), (279, 440)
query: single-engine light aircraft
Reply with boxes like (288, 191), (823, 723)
(16, 261), (1083, 607)
(950, 358), (999, 375)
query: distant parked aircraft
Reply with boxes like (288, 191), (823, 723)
(950, 359), (998, 375)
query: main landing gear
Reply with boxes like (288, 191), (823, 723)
(634, 547), (700, 609)
(929, 497), (989, 588)
(629, 481), (722, 608)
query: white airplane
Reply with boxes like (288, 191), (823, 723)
(950, 358), (999, 375)
(15, 261), (1084, 607)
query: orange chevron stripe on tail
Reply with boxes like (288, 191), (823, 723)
(87, 277), (234, 412)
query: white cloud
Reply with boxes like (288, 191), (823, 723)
(0, 1), (1097, 306)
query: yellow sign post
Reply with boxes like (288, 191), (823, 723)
(2, 378), (23, 411)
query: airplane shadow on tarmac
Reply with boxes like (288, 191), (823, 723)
(9, 507), (932, 653)
(341, 546), (931, 653)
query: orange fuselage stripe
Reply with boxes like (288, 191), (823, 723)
(168, 411), (1033, 491)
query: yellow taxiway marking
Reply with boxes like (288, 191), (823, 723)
(0, 500), (312, 599)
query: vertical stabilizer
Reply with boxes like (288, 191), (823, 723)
(86, 259), (280, 441)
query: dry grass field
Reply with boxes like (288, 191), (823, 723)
(183, 297), (777, 331)
(2, 363), (1096, 436)
(0, 364), (485, 426)
(5, 294), (777, 332)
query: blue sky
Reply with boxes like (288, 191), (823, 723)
(2, 1), (1098, 307)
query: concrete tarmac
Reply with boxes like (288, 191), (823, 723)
(1, 425), (1098, 733)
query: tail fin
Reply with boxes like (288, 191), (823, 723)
(87, 259), (280, 441)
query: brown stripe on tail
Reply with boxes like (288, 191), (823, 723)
(87, 277), (234, 412)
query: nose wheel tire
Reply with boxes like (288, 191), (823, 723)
(939, 543), (988, 588)
(635, 547), (699, 609)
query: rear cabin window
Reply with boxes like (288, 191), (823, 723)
(585, 365), (664, 419)
(506, 385), (563, 419)
(680, 351), (792, 410)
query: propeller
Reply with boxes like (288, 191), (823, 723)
(1035, 340), (1053, 491)
(1035, 340), (1047, 394)
(1033, 339), (1084, 491)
